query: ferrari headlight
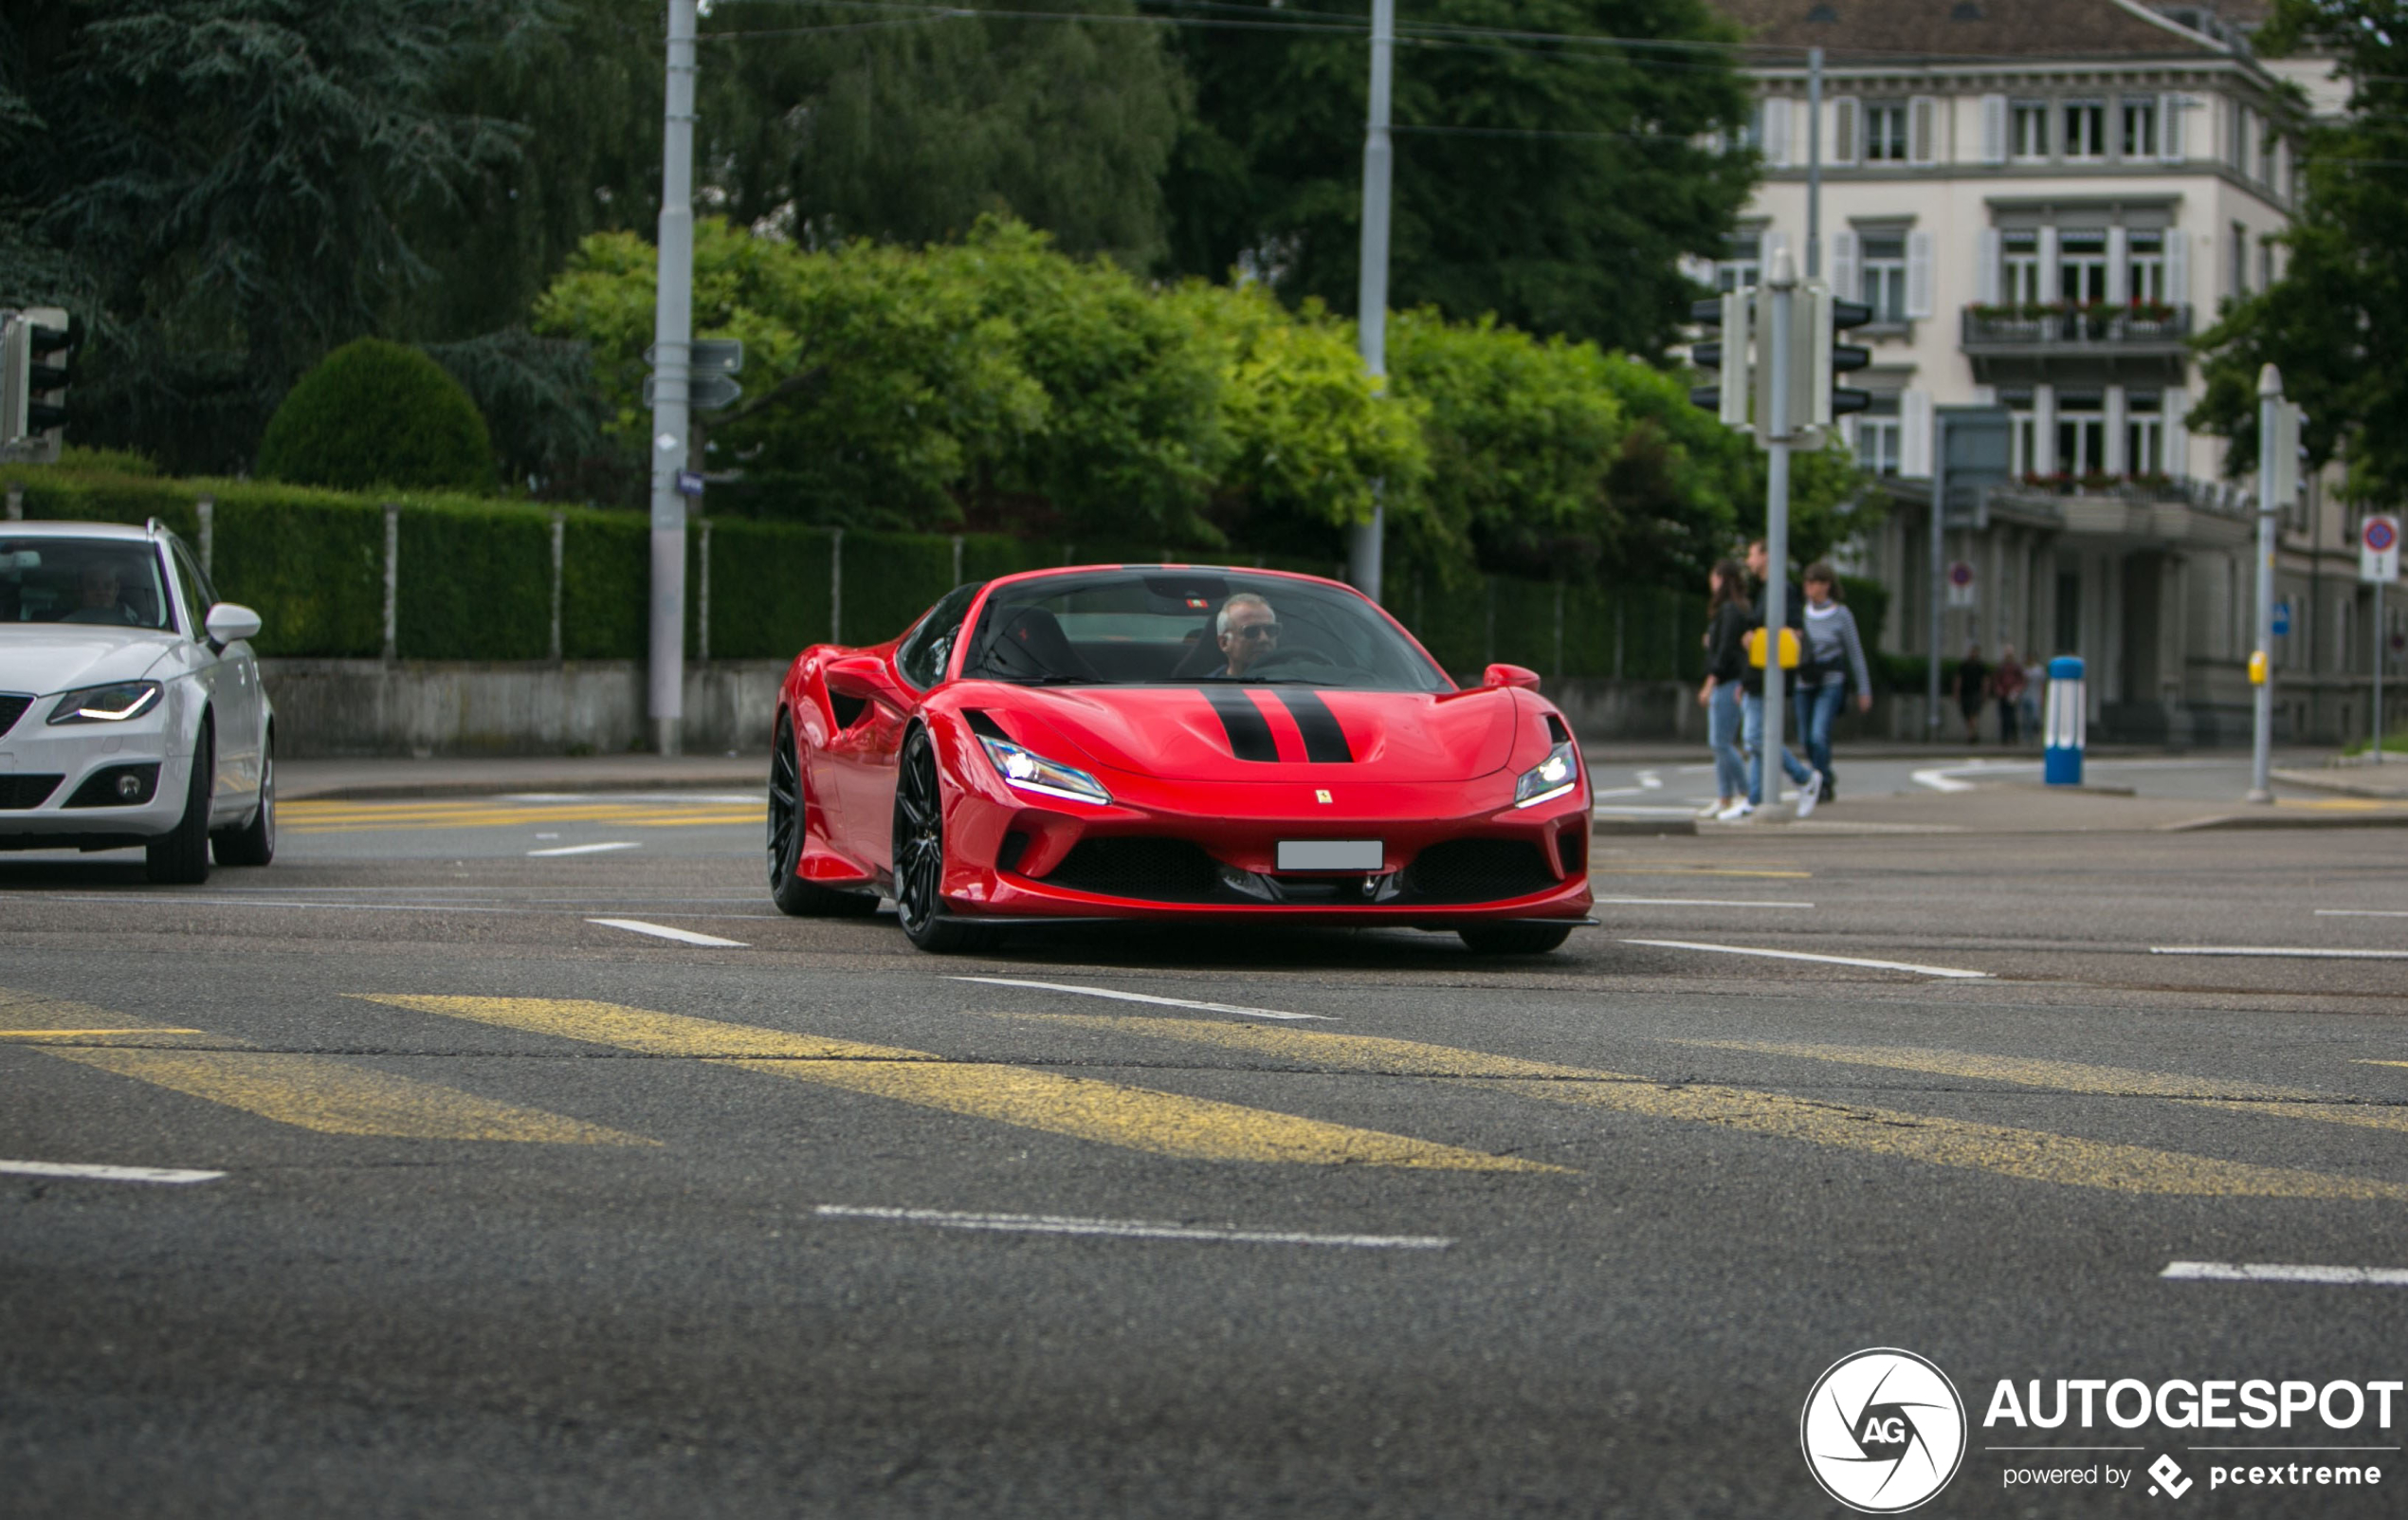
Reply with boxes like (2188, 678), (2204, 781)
(977, 735), (1112, 806)
(1513, 740), (1580, 808)
(48, 681), (163, 724)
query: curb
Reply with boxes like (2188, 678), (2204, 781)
(2269, 768), (2408, 802)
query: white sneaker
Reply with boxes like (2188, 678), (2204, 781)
(1796, 772), (1822, 818)
(1714, 801), (1756, 822)
(1698, 799), (1727, 819)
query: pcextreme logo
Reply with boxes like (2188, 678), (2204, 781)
(1801, 1348), (1969, 1512)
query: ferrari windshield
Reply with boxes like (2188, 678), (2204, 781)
(960, 569), (1449, 692)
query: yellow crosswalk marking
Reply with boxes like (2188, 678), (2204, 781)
(2360, 1061), (2408, 1071)
(279, 799), (762, 835)
(1001, 1015), (2408, 1200)
(1, 985), (648, 1145)
(358, 995), (1557, 1172)
(1691, 1040), (2408, 1135)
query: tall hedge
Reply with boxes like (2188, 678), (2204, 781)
(395, 499), (551, 660)
(259, 339), (494, 493)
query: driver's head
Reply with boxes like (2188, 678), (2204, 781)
(79, 562), (120, 609)
(1216, 593), (1277, 676)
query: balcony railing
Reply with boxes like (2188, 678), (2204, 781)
(1993, 472), (2250, 516)
(1961, 304), (2193, 348)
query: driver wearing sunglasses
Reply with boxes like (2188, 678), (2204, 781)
(1208, 592), (1281, 678)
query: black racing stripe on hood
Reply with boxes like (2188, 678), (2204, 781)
(1274, 689), (1353, 763)
(1200, 687), (1279, 762)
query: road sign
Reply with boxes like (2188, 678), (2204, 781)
(642, 372), (743, 412)
(675, 469), (705, 499)
(2364, 514), (2401, 583)
(646, 339), (743, 375)
(1945, 559), (1976, 608)
(2272, 599), (2291, 637)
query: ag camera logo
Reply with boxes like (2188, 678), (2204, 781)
(1802, 1348), (1968, 1512)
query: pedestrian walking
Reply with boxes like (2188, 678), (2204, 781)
(1797, 563), (1873, 804)
(1697, 559), (1752, 819)
(2019, 652), (2044, 744)
(1955, 643), (1990, 743)
(1742, 539), (1819, 817)
(1992, 644), (2028, 745)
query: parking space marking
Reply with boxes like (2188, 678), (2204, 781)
(813, 1206), (1453, 1250)
(588, 918), (748, 947)
(952, 976), (1331, 1022)
(357, 996), (1552, 1171)
(1689, 1041), (2408, 1134)
(529, 841), (640, 857)
(0, 1160), (226, 1184)
(2163, 1261), (2408, 1286)
(2150, 946), (2408, 960)
(1004, 1014), (2408, 1198)
(1622, 939), (1992, 979)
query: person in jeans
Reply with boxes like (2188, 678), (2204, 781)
(1797, 563), (1873, 803)
(1742, 540), (1818, 817)
(1696, 559), (1753, 819)
(1992, 644), (2028, 745)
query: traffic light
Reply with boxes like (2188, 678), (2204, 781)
(1814, 293), (1872, 427)
(1, 306), (76, 462)
(1688, 292), (1753, 428)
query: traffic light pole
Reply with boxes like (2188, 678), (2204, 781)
(1927, 411), (1944, 731)
(648, 0), (699, 758)
(1762, 253), (1795, 799)
(2249, 363), (2280, 802)
(1349, 0), (1394, 605)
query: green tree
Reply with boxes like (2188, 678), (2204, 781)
(2190, 0), (2405, 500)
(1162, 0), (1755, 354)
(258, 339), (494, 491)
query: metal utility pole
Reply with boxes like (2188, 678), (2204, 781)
(2248, 363), (2281, 802)
(648, 0), (699, 758)
(1350, 0), (1395, 604)
(1761, 248), (1797, 797)
(1805, 47), (1823, 280)
(1927, 410), (1945, 730)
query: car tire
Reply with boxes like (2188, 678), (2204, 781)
(891, 724), (985, 954)
(1457, 922), (1573, 956)
(146, 717), (214, 886)
(212, 729), (275, 867)
(769, 715), (879, 918)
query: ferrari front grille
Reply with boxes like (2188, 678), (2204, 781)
(1406, 839), (1557, 904)
(0, 774), (65, 810)
(0, 694), (31, 738)
(1046, 836), (1221, 902)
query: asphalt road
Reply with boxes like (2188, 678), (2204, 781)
(4, 793), (2406, 1517)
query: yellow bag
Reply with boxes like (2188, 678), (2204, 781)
(1747, 627), (1800, 670)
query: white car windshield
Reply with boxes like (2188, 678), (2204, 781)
(960, 569), (1450, 692)
(0, 539), (174, 630)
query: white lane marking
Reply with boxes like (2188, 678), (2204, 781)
(2149, 946), (2408, 961)
(0, 1160), (225, 1184)
(587, 917), (749, 947)
(536, 833), (560, 840)
(1622, 939), (1993, 980)
(1594, 805), (1717, 818)
(528, 841), (641, 857)
(2163, 1260), (2408, 1286)
(1911, 759), (2043, 792)
(1595, 897), (1813, 909)
(1636, 770), (1664, 790)
(951, 976), (1332, 1022)
(1589, 786), (1651, 798)
(814, 1205), (1450, 1250)
(2317, 908), (2408, 918)
(1910, 766), (1978, 793)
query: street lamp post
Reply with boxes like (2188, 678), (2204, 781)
(647, 0), (699, 757)
(2249, 363), (2281, 802)
(1350, 0), (1394, 604)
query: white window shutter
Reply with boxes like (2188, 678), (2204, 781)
(2163, 386), (2189, 478)
(1979, 95), (2008, 165)
(2104, 386), (2128, 474)
(2106, 226), (2129, 305)
(2034, 385), (2057, 475)
(2165, 229), (2189, 306)
(1900, 390), (1934, 478)
(1909, 96), (1939, 166)
(2037, 227), (2060, 302)
(1831, 229), (1862, 302)
(1762, 98), (1792, 167)
(2159, 93), (2184, 162)
(1975, 228), (2002, 305)
(1905, 230), (1936, 319)
(1833, 97), (1861, 165)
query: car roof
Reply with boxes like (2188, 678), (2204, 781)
(0, 520), (162, 542)
(982, 562), (1356, 595)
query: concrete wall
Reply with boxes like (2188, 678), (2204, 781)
(262, 660), (788, 758)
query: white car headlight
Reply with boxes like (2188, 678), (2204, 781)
(977, 735), (1112, 806)
(48, 681), (164, 724)
(1513, 740), (1580, 808)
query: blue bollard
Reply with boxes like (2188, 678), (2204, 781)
(2043, 656), (2086, 786)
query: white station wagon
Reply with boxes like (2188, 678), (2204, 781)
(0, 520), (274, 882)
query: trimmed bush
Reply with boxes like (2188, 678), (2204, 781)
(840, 530), (957, 647)
(561, 509), (649, 660)
(705, 520), (833, 659)
(209, 484), (385, 657)
(394, 499), (551, 660)
(259, 339), (494, 492)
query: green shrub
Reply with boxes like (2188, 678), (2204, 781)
(840, 530), (955, 646)
(11, 468), (200, 539)
(394, 498), (551, 659)
(207, 483), (385, 657)
(560, 508), (649, 660)
(705, 520), (833, 659)
(259, 339), (494, 492)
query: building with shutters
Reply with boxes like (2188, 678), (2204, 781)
(1700, 0), (2375, 744)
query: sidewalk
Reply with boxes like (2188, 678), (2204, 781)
(282, 752), (764, 801)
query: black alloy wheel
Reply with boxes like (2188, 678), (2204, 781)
(145, 715), (213, 885)
(211, 730), (275, 867)
(890, 726), (981, 953)
(1457, 921), (1573, 956)
(768, 716), (878, 917)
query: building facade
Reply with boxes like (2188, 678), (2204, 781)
(1704, 0), (2392, 743)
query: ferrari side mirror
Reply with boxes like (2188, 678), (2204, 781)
(1482, 663), (1542, 691)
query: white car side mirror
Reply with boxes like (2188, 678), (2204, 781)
(204, 601), (263, 649)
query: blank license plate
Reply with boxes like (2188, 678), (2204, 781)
(1277, 839), (1383, 872)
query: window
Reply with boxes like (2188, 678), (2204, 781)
(0, 537), (174, 630)
(1717, 233), (1760, 292)
(897, 580), (989, 689)
(2231, 222), (2250, 299)
(2260, 126), (2280, 184)
(2126, 229), (2166, 303)
(2000, 229), (2042, 303)
(2258, 237), (2276, 290)
(1862, 231), (1908, 320)
(2126, 392), (2163, 475)
(169, 540), (219, 635)
(2001, 387), (2038, 475)
(2063, 102), (2107, 160)
(2011, 102), (2050, 160)
(2056, 391), (2107, 476)
(2231, 103), (2251, 173)
(2055, 569), (2082, 655)
(1865, 102), (1909, 162)
(2059, 229), (2109, 305)
(2122, 99), (2159, 158)
(1854, 394), (1903, 476)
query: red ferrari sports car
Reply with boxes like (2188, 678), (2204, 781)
(766, 565), (1593, 953)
